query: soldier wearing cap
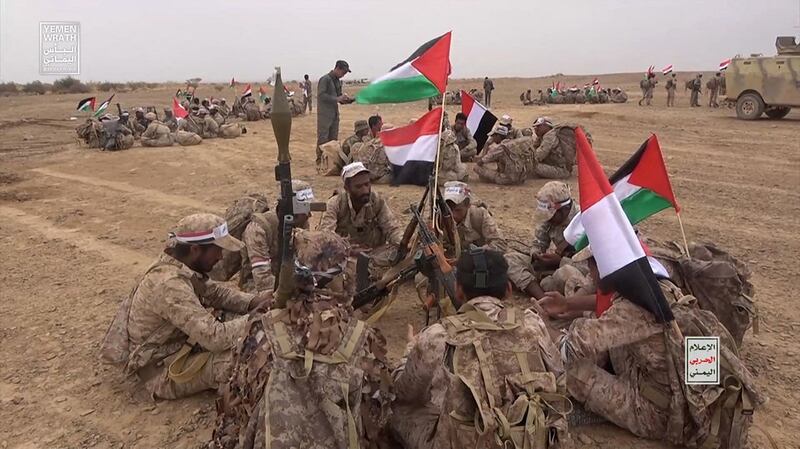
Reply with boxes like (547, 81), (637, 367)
(319, 162), (403, 276)
(530, 116), (590, 179)
(317, 60), (355, 164)
(342, 119), (370, 157)
(162, 107), (178, 132)
(505, 181), (580, 299)
(141, 112), (174, 147)
(351, 116), (393, 184)
(99, 213), (270, 399)
(498, 114), (525, 139)
(437, 128), (468, 183)
(452, 112), (478, 162)
(473, 126), (527, 185)
(198, 108), (219, 139)
(241, 180), (315, 292)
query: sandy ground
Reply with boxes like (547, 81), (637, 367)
(1, 73), (799, 449)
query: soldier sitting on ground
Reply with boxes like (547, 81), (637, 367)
(452, 112), (478, 162)
(140, 112), (174, 147)
(473, 126), (527, 185)
(101, 115), (134, 151)
(530, 116), (591, 179)
(351, 116), (393, 184)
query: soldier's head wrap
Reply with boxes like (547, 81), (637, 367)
(293, 230), (349, 290)
(167, 213), (244, 252)
(535, 181), (572, 220)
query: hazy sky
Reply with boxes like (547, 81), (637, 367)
(1, 0), (798, 83)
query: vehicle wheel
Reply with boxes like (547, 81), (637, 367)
(765, 107), (791, 120)
(736, 93), (765, 120)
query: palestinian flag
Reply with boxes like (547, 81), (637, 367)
(230, 77), (236, 88)
(573, 128), (674, 323)
(461, 90), (497, 152)
(241, 84), (252, 99)
(380, 107), (442, 185)
(662, 64), (674, 75)
(93, 94), (115, 117)
(356, 32), (451, 104)
(172, 97), (188, 119)
(719, 58), (732, 71)
(76, 96), (96, 112)
(565, 134), (680, 251)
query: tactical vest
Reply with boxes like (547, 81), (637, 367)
(333, 193), (386, 248)
(437, 303), (571, 449)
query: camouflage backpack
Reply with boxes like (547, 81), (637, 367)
(659, 284), (766, 449)
(437, 304), (571, 449)
(209, 193), (270, 282)
(648, 240), (756, 348)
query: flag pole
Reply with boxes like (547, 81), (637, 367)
(431, 87), (448, 227)
(676, 211), (690, 255)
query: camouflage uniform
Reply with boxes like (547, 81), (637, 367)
(210, 231), (393, 449)
(76, 119), (103, 148)
(101, 119), (134, 151)
(351, 137), (392, 184)
(341, 120), (369, 158)
(609, 89), (628, 103)
(708, 74), (721, 107)
(392, 296), (567, 449)
(100, 214), (254, 400)
(202, 114), (220, 138)
(506, 186), (578, 293)
(141, 113), (174, 147)
(639, 78), (657, 106)
(162, 109), (178, 132)
(665, 77), (677, 107)
(474, 135), (528, 185)
(437, 130), (468, 182)
(177, 115), (202, 134)
(319, 190), (402, 275)
(453, 125), (478, 161)
(690, 76), (702, 107)
(530, 124), (587, 179)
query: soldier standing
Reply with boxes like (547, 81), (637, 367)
(638, 73), (657, 106)
(665, 73), (677, 107)
(483, 76), (495, 107)
(317, 60), (354, 164)
(301, 74), (313, 113)
(708, 72), (722, 108)
(690, 74), (703, 107)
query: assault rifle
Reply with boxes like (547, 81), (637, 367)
(411, 206), (457, 307)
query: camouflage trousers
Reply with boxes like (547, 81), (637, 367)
(141, 134), (174, 147)
(460, 145), (477, 162)
(531, 162), (572, 179)
(506, 253), (590, 295)
(567, 358), (668, 439)
(219, 123), (242, 138)
(690, 90), (700, 107)
(141, 349), (234, 400)
(389, 403), (440, 449)
(474, 165), (525, 185)
(666, 91), (676, 107)
(505, 251), (537, 291)
(175, 131), (202, 146)
(438, 165), (468, 183)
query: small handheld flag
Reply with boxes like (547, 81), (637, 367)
(719, 58), (732, 71)
(93, 94), (115, 117)
(241, 84), (252, 99)
(76, 97), (96, 112)
(172, 97), (188, 119)
(662, 64), (674, 75)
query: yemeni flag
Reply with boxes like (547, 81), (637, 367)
(461, 90), (497, 152)
(172, 97), (188, 119)
(93, 94), (115, 117)
(662, 64), (674, 75)
(573, 128), (674, 323)
(356, 32), (451, 104)
(241, 84), (252, 99)
(719, 58), (732, 71)
(380, 107), (442, 185)
(565, 134), (680, 251)
(76, 96), (96, 112)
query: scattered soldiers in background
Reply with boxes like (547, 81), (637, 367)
(530, 116), (587, 179)
(690, 74), (703, 107)
(609, 87), (628, 103)
(638, 72), (657, 106)
(483, 76), (495, 107)
(351, 116), (392, 184)
(474, 127), (527, 185)
(162, 108), (178, 132)
(210, 230), (392, 449)
(240, 180), (314, 292)
(392, 249), (569, 449)
(539, 89), (548, 105)
(242, 97), (260, 121)
(453, 112), (478, 162)
(199, 108), (219, 139)
(319, 162), (403, 277)
(521, 89), (534, 105)
(342, 119), (370, 157)
(665, 73), (678, 107)
(707, 72), (722, 108)
(505, 181), (578, 299)
(301, 73), (313, 113)
(101, 116), (134, 151)
(140, 112), (174, 147)
(317, 60), (354, 164)
(437, 128), (468, 182)
(99, 213), (268, 400)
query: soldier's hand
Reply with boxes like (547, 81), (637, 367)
(248, 290), (274, 313)
(537, 292), (570, 319)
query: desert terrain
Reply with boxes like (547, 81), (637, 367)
(0, 72), (798, 449)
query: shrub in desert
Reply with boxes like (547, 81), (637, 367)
(22, 81), (48, 95)
(53, 76), (90, 94)
(0, 82), (18, 96)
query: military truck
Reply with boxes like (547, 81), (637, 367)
(725, 36), (800, 120)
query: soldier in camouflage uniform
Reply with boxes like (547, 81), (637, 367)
(140, 112), (174, 147)
(437, 129), (468, 182)
(505, 182), (579, 299)
(209, 104), (225, 127)
(210, 230), (393, 449)
(351, 121), (392, 184)
(132, 108), (148, 137)
(162, 108), (178, 132)
(638, 73), (657, 106)
(99, 214), (269, 399)
(530, 116), (588, 179)
(217, 98), (230, 117)
(241, 180), (314, 292)
(177, 111), (202, 135)
(498, 114), (525, 139)
(319, 162), (403, 277)
(393, 249), (570, 449)
(453, 112), (478, 162)
(609, 88), (628, 103)
(198, 108), (220, 139)
(341, 119), (370, 158)
(473, 127), (527, 185)
(100, 116), (134, 151)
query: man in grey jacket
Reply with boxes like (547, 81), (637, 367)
(317, 60), (354, 164)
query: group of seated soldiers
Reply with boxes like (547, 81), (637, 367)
(520, 86), (629, 105)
